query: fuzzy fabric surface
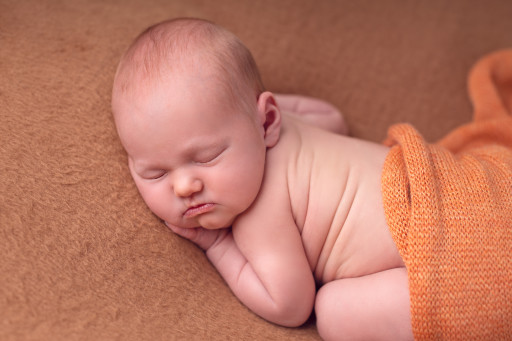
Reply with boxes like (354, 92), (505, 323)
(382, 50), (512, 339)
(2, 0), (512, 340)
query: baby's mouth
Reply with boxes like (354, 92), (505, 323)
(183, 203), (215, 218)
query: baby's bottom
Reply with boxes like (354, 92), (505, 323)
(315, 267), (413, 341)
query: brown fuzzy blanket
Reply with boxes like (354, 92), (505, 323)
(2, 0), (512, 339)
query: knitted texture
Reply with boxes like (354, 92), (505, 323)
(382, 49), (512, 340)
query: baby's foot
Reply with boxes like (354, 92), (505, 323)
(274, 94), (349, 135)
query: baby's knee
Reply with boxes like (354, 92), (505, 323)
(315, 286), (336, 340)
(315, 271), (413, 341)
(315, 283), (356, 341)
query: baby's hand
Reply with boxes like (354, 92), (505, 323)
(165, 221), (230, 251)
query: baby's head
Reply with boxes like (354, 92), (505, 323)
(113, 18), (265, 117)
(112, 18), (281, 229)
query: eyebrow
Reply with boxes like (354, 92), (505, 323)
(182, 136), (229, 157)
(129, 157), (153, 175)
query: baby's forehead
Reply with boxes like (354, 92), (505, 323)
(116, 70), (235, 119)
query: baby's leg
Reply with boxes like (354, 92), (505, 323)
(274, 94), (349, 135)
(315, 267), (412, 341)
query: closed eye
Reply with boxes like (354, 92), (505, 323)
(129, 158), (167, 181)
(141, 171), (167, 180)
(194, 146), (227, 165)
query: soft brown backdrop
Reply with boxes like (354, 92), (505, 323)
(2, 0), (512, 340)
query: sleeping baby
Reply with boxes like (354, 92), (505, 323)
(112, 18), (512, 340)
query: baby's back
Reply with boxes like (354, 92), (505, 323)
(272, 116), (404, 284)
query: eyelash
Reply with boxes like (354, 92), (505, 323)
(140, 147), (226, 180)
(145, 171), (166, 180)
(195, 147), (226, 165)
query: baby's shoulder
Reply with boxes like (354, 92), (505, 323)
(235, 120), (301, 225)
(263, 116), (304, 179)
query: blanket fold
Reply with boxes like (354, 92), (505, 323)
(382, 49), (512, 340)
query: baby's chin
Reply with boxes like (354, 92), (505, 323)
(165, 214), (235, 230)
(197, 215), (235, 230)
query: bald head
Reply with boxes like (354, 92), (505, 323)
(112, 18), (265, 116)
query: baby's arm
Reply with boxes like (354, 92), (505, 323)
(229, 207), (315, 326)
(274, 94), (348, 135)
(167, 213), (316, 327)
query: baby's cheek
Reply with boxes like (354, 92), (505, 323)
(140, 185), (170, 219)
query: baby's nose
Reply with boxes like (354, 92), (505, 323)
(173, 173), (203, 198)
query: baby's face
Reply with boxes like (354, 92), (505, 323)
(113, 74), (267, 229)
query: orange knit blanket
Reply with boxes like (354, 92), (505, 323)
(382, 49), (512, 340)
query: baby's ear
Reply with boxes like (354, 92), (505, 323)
(257, 91), (281, 148)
